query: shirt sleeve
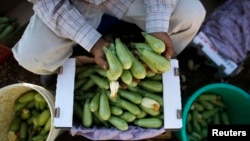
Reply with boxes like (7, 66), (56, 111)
(30, 0), (101, 52)
(144, 0), (179, 33)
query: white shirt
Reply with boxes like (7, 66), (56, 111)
(28, 0), (179, 52)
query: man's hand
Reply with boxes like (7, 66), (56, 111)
(90, 38), (110, 70)
(150, 32), (174, 60)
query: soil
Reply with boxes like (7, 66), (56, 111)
(1, 22), (250, 141)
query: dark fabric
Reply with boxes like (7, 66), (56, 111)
(72, 14), (129, 56)
(96, 14), (128, 35)
(72, 14), (143, 56)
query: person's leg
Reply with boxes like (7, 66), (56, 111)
(12, 4), (117, 75)
(168, 0), (206, 55)
(12, 14), (75, 75)
(122, 0), (206, 56)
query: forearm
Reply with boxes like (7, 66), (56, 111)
(31, 0), (101, 51)
(143, 0), (179, 59)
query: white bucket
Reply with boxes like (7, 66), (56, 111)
(0, 83), (61, 141)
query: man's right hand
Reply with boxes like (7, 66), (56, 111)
(90, 38), (110, 70)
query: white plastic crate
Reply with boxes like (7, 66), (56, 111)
(53, 58), (182, 140)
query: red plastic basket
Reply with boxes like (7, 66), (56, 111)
(0, 43), (13, 65)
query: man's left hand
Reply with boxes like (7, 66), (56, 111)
(150, 32), (174, 60)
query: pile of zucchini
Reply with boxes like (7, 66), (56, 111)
(186, 93), (231, 140)
(74, 68), (164, 130)
(0, 16), (17, 41)
(73, 33), (171, 130)
(8, 90), (51, 141)
(103, 32), (171, 82)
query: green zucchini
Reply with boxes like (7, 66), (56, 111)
(0, 24), (15, 40)
(141, 32), (165, 54)
(138, 80), (163, 93)
(140, 105), (160, 116)
(119, 111), (136, 122)
(108, 115), (128, 131)
(110, 106), (123, 116)
(89, 74), (109, 89)
(82, 98), (93, 127)
(103, 47), (123, 81)
(9, 117), (21, 132)
(134, 117), (163, 128)
(89, 92), (101, 112)
(99, 90), (111, 120)
(73, 102), (83, 120)
(118, 89), (142, 104)
(115, 38), (133, 69)
(120, 69), (133, 85)
(19, 122), (28, 139)
(118, 98), (141, 116)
